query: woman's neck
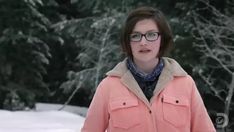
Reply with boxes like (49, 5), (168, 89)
(133, 58), (159, 74)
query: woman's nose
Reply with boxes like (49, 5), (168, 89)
(139, 36), (148, 46)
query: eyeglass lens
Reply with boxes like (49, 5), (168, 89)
(130, 32), (160, 42)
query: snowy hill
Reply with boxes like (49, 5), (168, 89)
(0, 103), (87, 132)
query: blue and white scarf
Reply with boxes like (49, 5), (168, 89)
(127, 58), (164, 100)
(127, 58), (164, 82)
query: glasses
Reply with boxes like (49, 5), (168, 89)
(130, 31), (160, 42)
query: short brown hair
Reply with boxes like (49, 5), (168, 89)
(120, 6), (173, 58)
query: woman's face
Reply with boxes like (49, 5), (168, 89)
(130, 19), (161, 64)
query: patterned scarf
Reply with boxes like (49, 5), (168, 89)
(127, 58), (164, 101)
(127, 58), (164, 81)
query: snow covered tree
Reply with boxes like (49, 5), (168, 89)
(191, 0), (234, 131)
(56, 10), (125, 107)
(0, 0), (51, 110)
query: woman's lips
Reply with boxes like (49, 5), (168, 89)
(139, 49), (151, 53)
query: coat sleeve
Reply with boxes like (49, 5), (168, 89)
(81, 79), (109, 132)
(190, 78), (216, 132)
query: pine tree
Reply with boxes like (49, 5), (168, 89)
(0, 0), (51, 110)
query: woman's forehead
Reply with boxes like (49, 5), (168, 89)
(132, 19), (159, 33)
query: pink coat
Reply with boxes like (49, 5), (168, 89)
(81, 57), (216, 132)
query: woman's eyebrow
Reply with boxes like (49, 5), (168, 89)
(131, 29), (159, 34)
(146, 29), (159, 32)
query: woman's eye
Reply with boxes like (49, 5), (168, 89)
(131, 34), (139, 38)
(147, 32), (157, 37)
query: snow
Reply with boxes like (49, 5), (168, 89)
(36, 103), (88, 117)
(0, 103), (87, 132)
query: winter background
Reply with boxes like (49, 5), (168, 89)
(0, 103), (87, 132)
(0, 0), (233, 132)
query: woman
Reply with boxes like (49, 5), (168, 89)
(81, 6), (216, 132)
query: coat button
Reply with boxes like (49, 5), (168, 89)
(176, 100), (179, 103)
(123, 102), (126, 105)
(149, 110), (152, 114)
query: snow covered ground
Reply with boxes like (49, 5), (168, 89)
(0, 103), (87, 132)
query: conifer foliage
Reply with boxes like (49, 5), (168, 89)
(0, 0), (51, 110)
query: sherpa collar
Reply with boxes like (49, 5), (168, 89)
(107, 57), (187, 77)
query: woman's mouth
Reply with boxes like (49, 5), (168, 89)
(139, 49), (151, 53)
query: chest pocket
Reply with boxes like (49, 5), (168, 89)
(109, 98), (140, 129)
(162, 95), (189, 127)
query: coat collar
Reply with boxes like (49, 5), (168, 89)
(106, 57), (187, 107)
